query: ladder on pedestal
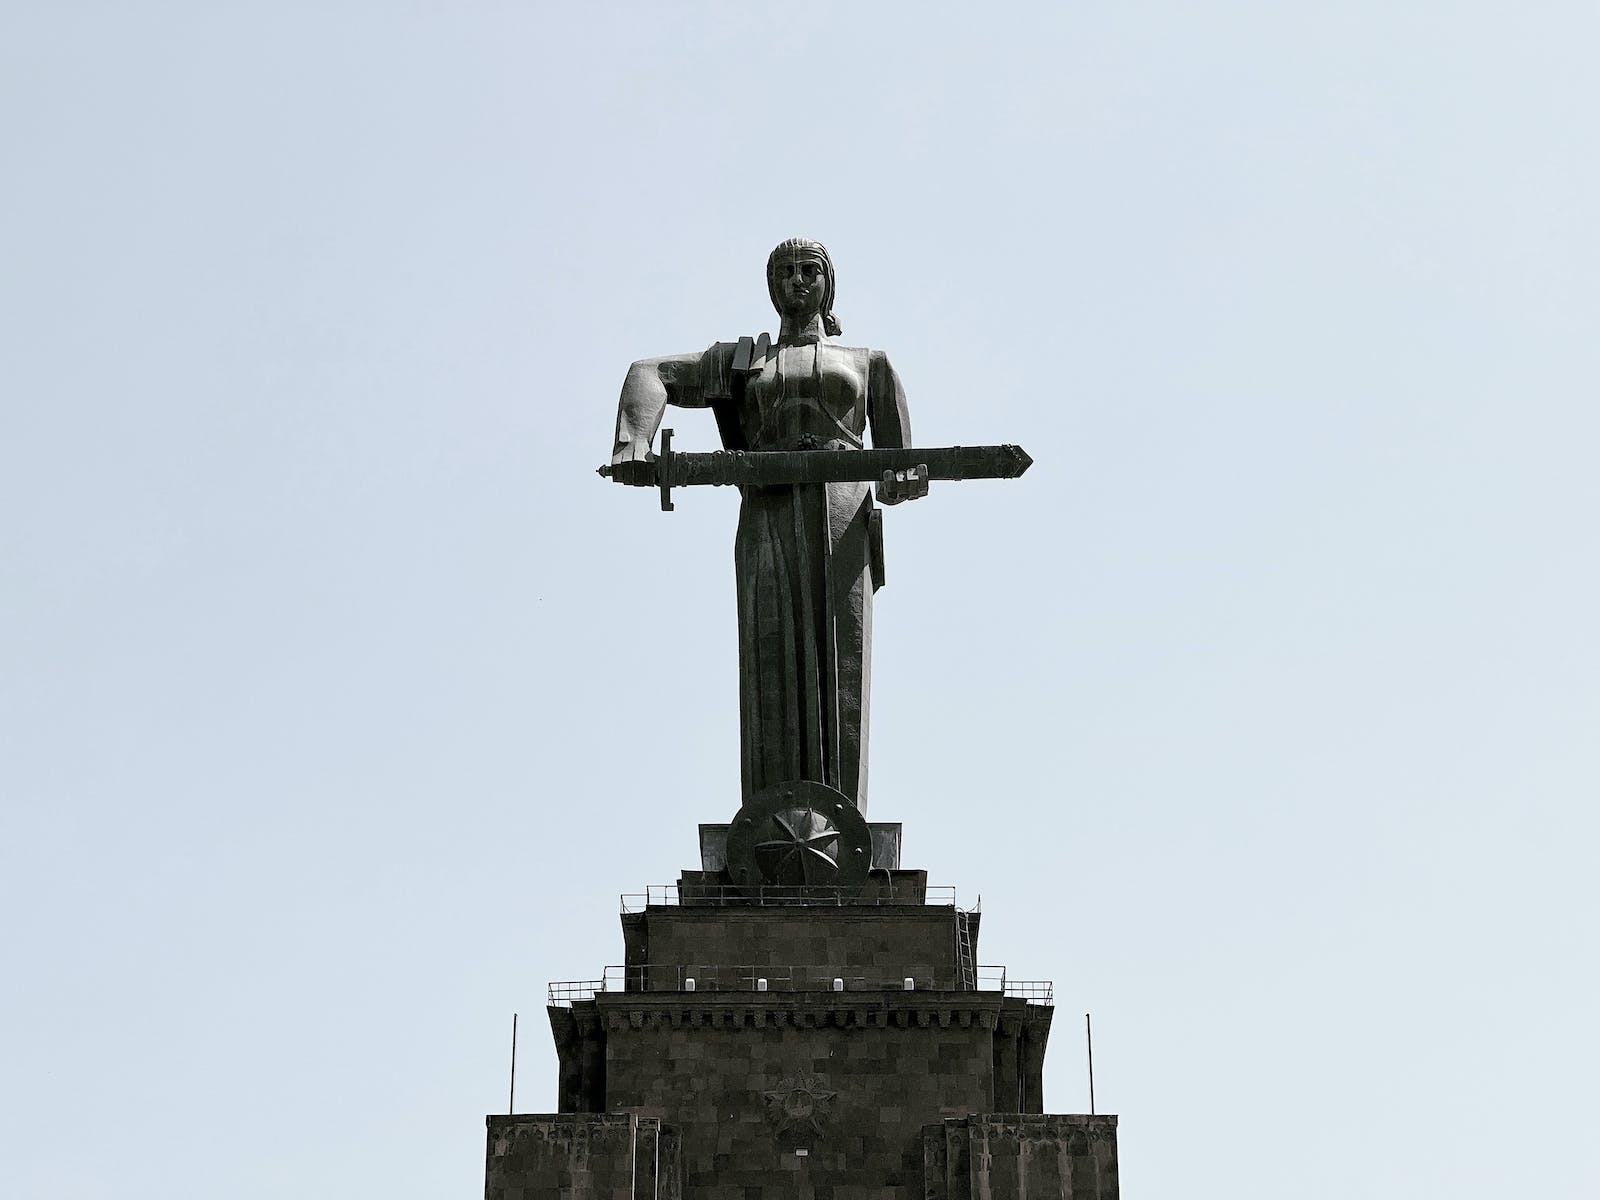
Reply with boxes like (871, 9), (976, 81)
(955, 909), (976, 990)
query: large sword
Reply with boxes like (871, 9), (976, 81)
(598, 428), (1034, 511)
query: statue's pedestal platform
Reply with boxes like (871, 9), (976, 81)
(487, 876), (1118, 1199)
(485, 1113), (679, 1199)
(927, 1114), (1120, 1200)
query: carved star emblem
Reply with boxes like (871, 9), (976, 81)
(754, 805), (841, 886)
(724, 780), (871, 897)
(762, 1071), (838, 1138)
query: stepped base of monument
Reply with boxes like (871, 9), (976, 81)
(495, 886), (1117, 1200)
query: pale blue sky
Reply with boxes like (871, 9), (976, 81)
(2, 2), (1596, 1197)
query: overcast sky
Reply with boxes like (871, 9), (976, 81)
(3, 2), (1596, 1197)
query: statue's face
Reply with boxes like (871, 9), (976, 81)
(770, 251), (829, 318)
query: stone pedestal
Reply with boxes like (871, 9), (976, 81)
(926, 1114), (1120, 1199)
(486, 874), (1119, 1199)
(485, 1113), (680, 1200)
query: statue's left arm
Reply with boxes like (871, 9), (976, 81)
(868, 351), (929, 505)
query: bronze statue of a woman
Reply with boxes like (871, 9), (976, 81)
(609, 238), (928, 816)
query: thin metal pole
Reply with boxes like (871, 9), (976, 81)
(1085, 1012), (1096, 1116)
(509, 1013), (519, 1114)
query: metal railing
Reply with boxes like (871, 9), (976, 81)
(547, 964), (1053, 1006)
(976, 966), (1054, 1005)
(604, 962), (961, 993)
(547, 978), (608, 1006)
(976, 964), (1007, 992)
(620, 882), (961, 912)
(1002, 979), (1054, 1005)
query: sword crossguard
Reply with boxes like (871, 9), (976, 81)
(658, 427), (674, 512)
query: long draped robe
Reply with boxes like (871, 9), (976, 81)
(642, 337), (912, 814)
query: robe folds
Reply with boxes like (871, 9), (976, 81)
(658, 337), (913, 813)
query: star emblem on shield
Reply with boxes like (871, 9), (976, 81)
(754, 805), (841, 884)
(725, 780), (873, 896)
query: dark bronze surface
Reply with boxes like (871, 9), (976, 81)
(599, 440), (1032, 509)
(606, 240), (1028, 810)
(725, 780), (871, 896)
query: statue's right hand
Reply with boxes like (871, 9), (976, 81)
(607, 444), (658, 486)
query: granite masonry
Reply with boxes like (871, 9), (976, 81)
(485, 839), (1119, 1198)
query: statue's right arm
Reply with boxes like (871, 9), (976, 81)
(611, 352), (710, 466)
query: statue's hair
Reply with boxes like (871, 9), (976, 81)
(766, 237), (842, 337)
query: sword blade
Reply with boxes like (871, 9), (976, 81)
(599, 443), (1032, 489)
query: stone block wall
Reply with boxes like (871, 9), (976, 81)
(620, 904), (979, 992)
(503, 894), (1112, 1199)
(924, 1114), (1119, 1200)
(536, 991), (1051, 1200)
(485, 1113), (681, 1200)
(605, 997), (993, 1198)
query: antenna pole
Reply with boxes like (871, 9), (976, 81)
(509, 1012), (519, 1114)
(1085, 1012), (1096, 1116)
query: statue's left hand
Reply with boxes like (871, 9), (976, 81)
(877, 465), (929, 505)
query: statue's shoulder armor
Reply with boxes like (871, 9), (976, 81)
(731, 333), (772, 377)
(691, 341), (739, 402)
(708, 338), (759, 451)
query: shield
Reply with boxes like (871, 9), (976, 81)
(725, 780), (872, 899)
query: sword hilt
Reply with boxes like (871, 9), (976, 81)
(595, 427), (679, 513)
